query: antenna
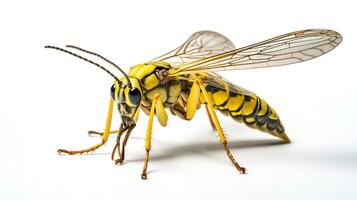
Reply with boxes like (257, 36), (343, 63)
(65, 45), (132, 89)
(45, 45), (121, 83)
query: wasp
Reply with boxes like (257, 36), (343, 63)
(46, 29), (342, 179)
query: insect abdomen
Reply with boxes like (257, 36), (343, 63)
(204, 84), (290, 141)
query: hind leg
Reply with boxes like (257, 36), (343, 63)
(195, 80), (246, 174)
(205, 104), (216, 130)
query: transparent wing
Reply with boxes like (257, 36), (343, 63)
(202, 72), (256, 96)
(151, 31), (235, 66)
(168, 29), (342, 76)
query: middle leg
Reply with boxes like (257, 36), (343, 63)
(141, 94), (164, 180)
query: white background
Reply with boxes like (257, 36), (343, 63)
(0, 0), (356, 199)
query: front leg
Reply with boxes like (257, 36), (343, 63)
(111, 124), (128, 161)
(88, 130), (120, 137)
(112, 124), (135, 165)
(141, 94), (167, 180)
(57, 97), (114, 155)
(112, 109), (140, 164)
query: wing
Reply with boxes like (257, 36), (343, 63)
(151, 31), (235, 66)
(167, 29), (342, 76)
(201, 72), (256, 96)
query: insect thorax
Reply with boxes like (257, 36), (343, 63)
(128, 61), (171, 90)
(127, 61), (186, 114)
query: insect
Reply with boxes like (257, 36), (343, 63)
(46, 29), (342, 179)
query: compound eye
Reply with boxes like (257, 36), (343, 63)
(128, 88), (141, 105)
(110, 84), (116, 100)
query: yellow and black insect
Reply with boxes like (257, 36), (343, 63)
(46, 29), (342, 179)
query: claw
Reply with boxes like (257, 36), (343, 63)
(239, 167), (247, 174)
(57, 149), (70, 155)
(141, 173), (147, 180)
(88, 130), (102, 137)
(114, 159), (124, 166)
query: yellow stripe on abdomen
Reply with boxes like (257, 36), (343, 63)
(204, 83), (289, 141)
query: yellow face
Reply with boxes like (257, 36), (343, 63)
(110, 77), (142, 122)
